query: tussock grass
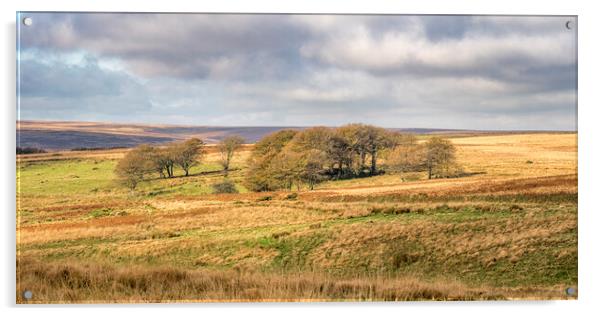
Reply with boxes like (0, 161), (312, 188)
(18, 258), (511, 303)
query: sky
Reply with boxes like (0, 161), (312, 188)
(17, 13), (577, 130)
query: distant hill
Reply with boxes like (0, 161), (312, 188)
(16, 120), (565, 151)
(17, 121), (308, 150)
(17, 129), (176, 151)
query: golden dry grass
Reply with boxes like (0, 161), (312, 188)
(19, 257), (575, 303)
(16, 132), (578, 303)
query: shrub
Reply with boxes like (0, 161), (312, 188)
(212, 180), (238, 194)
(284, 193), (298, 200)
(89, 208), (112, 218)
(16, 146), (47, 154)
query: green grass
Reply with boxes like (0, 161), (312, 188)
(17, 158), (249, 198)
(17, 159), (118, 196)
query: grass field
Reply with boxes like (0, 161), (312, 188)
(16, 132), (577, 302)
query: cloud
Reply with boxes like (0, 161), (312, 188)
(17, 13), (577, 130)
(20, 13), (310, 80)
(299, 17), (575, 77)
(21, 53), (131, 98)
(18, 51), (152, 120)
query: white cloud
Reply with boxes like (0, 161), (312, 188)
(300, 20), (574, 74)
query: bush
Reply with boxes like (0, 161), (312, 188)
(16, 146), (47, 154)
(212, 180), (238, 194)
(284, 193), (298, 200)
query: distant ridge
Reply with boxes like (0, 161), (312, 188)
(16, 120), (573, 151)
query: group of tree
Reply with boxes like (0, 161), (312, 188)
(115, 138), (204, 190)
(114, 126), (459, 193)
(245, 124), (461, 192)
(115, 136), (246, 191)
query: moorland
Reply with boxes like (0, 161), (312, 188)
(16, 126), (577, 302)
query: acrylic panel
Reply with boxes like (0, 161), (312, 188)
(16, 12), (578, 303)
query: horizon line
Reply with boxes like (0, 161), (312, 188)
(16, 119), (578, 133)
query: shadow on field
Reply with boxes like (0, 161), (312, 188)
(457, 171), (487, 177)
(153, 168), (242, 180)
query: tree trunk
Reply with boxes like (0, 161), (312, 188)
(370, 148), (377, 175)
(360, 151), (366, 171)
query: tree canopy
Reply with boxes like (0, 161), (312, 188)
(246, 126), (462, 192)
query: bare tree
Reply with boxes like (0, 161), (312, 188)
(173, 138), (204, 176)
(425, 136), (458, 179)
(386, 134), (425, 173)
(218, 135), (245, 176)
(154, 147), (176, 178)
(115, 146), (154, 191)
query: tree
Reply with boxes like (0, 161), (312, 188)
(270, 149), (305, 191)
(336, 124), (398, 176)
(173, 138), (204, 176)
(148, 148), (168, 178)
(244, 125), (461, 192)
(365, 126), (396, 175)
(287, 126), (332, 153)
(386, 134), (425, 172)
(152, 147), (176, 178)
(268, 146), (329, 191)
(299, 149), (328, 190)
(218, 135), (245, 176)
(424, 136), (458, 179)
(245, 130), (298, 191)
(337, 124), (369, 175)
(115, 146), (154, 191)
(326, 134), (353, 178)
(270, 128), (331, 190)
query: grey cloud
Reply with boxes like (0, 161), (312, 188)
(21, 13), (311, 80)
(17, 13), (577, 130)
(21, 54), (130, 98)
(19, 53), (152, 120)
